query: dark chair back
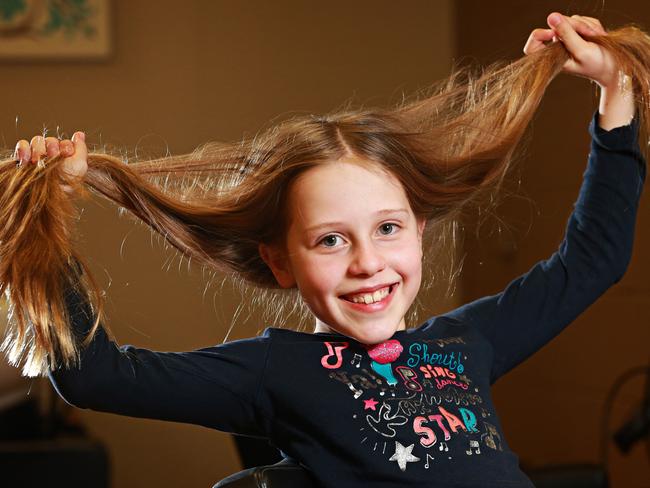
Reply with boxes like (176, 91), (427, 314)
(213, 458), (317, 488)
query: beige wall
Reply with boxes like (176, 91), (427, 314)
(456, 2), (650, 487)
(0, 1), (456, 486)
(11, 2), (648, 487)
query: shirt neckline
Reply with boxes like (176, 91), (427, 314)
(265, 318), (438, 343)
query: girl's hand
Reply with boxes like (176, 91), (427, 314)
(523, 13), (618, 89)
(14, 132), (88, 193)
(524, 12), (635, 129)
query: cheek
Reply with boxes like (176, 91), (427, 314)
(393, 238), (423, 272)
(401, 255), (423, 299)
(391, 243), (424, 293)
(295, 254), (346, 295)
(404, 256), (423, 284)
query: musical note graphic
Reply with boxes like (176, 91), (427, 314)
(424, 453), (434, 469)
(351, 353), (362, 368)
(321, 342), (349, 369)
(481, 422), (503, 451)
(465, 440), (481, 455)
(438, 441), (449, 452)
(347, 382), (363, 399)
(395, 366), (423, 392)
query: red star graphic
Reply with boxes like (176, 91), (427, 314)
(363, 398), (379, 410)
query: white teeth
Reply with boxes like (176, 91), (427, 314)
(348, 286), (390, 304)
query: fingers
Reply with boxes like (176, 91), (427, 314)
(570, 15), (607, 36)
(29, 136), (46, 163)
(14, 139), (30, 164)
(525, 13), (608, 57)
(547, 13), (589, 53)
(59, 138), (74, 158)
(523, 28), (555, 55)
(71, 131), (87, 162)
(14, 132), (84, 167)
(44, 137), (61, 158)
(547, 12), (608, 45)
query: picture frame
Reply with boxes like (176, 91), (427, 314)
(0, 0), (112, 60)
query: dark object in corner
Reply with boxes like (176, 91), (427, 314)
(0, 391), (109, 487)
(0, 437), (110, 488)
(523, 463), (608, 488)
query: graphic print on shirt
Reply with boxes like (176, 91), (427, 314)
(320, 337), (503, 472)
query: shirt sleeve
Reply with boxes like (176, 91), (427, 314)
(48, 270), (272, 438)
(445, 110), (646, 383)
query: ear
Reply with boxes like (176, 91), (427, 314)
(258, 242), (296, 288)
(416, 217), (426, 242)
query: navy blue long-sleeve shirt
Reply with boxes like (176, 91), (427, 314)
(49, 110), (646, 487)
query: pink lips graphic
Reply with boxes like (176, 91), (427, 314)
(363, 339), (403, 364)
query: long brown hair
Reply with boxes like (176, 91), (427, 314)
(1, 27), (649, 377)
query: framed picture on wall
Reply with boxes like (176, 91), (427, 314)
(0, 0), (111, 60)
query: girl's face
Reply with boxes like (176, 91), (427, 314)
(260, 159), (426, 345)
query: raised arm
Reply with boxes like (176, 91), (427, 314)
(446, 13), (645, 383)
(446, 107), (644, 382)
(12, 133), (272, 435)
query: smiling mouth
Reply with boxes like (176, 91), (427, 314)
(340, 284), (397, 304)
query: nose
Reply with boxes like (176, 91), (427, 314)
(348, 240), (385, 276)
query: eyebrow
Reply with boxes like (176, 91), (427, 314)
(304, 208), (410, 234)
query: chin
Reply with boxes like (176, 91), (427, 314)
(350, 324), (399, 345)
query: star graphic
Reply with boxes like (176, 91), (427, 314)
(363, 398), (379, 410)
(389, 441), (420, 472)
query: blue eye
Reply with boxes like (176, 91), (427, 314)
(379, 223), (399, 235)
(320, 235), (341, 247)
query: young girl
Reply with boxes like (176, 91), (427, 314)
(2, 12), (649, 488)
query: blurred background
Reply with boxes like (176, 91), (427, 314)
(0, 1), (648, 487)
